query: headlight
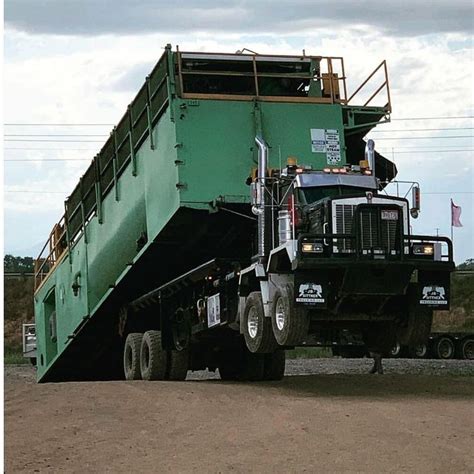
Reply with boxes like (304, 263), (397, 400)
(302, 242), (324, 253)
(412, 243), (434, 256)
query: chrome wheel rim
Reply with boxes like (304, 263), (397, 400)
(390, 343), (401, 356)
(247, 307), (259, 339)
(275, 297), (286, 331)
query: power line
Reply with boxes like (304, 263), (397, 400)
(372, 136), (472, 140)
(5, 147), (97, 151)
(5, 189), (473, 195)
(5, 139), (104, 143)
(4, 134), (108, 137)
(5, 158), (90, 162)
(378, 149), (473, 154)
(376, 145), (474, 149)
(5, 190), (69, 194)
(391, 116), (473, 121)
(4, 116), (473, 127)
(371, 127), (474, 132)
(4, 123), (114, 126)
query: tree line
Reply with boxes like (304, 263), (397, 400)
(4, 255), (35, 273)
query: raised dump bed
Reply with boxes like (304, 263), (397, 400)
(34, 45), (394, 381)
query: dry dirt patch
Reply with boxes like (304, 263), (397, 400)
(5, 362), (474, 473)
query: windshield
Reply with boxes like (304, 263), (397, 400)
(298, 186), (368, 205)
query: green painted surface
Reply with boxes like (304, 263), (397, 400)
(176, 100), (346, 206)
(34, 49), (385, 381)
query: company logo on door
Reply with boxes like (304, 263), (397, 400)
(420, 286), (447, 305)
(296, 283), (324, 304)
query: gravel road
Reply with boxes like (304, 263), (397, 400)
(5, 359), (474, 473)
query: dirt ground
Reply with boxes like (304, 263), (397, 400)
(5, 360), (474, 473)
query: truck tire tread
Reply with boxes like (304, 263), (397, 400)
(140, 330), (168, 380)
(168, 349), (189, 381)
(123, 333), (143, 380)
(243, 291), (278, 353)
(263, 350), (286, 380)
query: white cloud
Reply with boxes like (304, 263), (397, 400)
(3, 21), (473, 261)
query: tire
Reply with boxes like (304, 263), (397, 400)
(241, 351), (265, 381)
(434, 336), (455, 360)
(390, 342), (401, 358)
(398, 292), (433, 347)
(243, 292), (278, 353)
(168, 349), (189, 381)
(140, 330), (168, 380)
(408, 343), (428, 359)
(263, 350), (286, 381)
(271, 286), (310, 346)
(460, 337), (474, 360)
(30, 357), (37, 367)
(219, 363), (241, 381)
(123, 333), (143, 380)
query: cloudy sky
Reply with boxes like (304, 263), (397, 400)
(3, 0), (474, 263)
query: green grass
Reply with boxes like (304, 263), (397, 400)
(286, 347), (333, 359)
(4, 345), (30, 365)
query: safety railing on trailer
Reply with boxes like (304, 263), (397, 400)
(34, 47), (174, 292)
(34, 215), (68, 289)
(346, 60), (391, 112)
(177, 50), (349, 105)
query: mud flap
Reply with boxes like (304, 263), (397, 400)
(418, 271), (450, 310)
(294, 273), (327, 308)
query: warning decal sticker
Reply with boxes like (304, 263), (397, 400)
(310, 128), (341, 164)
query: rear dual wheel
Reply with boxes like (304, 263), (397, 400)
(140, 330), (168, 380)
(243, 292), (278, 353)
(124, 330), (189, 381)
(272, 286), (310, 346)
(124, 333), (143, 380)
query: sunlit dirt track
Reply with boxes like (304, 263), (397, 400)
(5, 360), (474, 473)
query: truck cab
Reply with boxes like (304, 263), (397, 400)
(240, 137), (454, 357)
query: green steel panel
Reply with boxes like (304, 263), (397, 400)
(175, 99), (346, 205)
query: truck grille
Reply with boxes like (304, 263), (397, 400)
(335, 204), (355, 252)
(334, 203), (401, 255)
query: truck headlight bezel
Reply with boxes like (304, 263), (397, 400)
(412, 243), (434, 256)
(302, 242), (324, 253)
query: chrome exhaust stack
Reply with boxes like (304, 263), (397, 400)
(365, 139), (375, 174)
(253, 136), (268, 258)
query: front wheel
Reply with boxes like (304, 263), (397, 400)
(271, 286), (310, 346)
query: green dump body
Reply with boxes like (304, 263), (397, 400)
(34, 46), (392, 381)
